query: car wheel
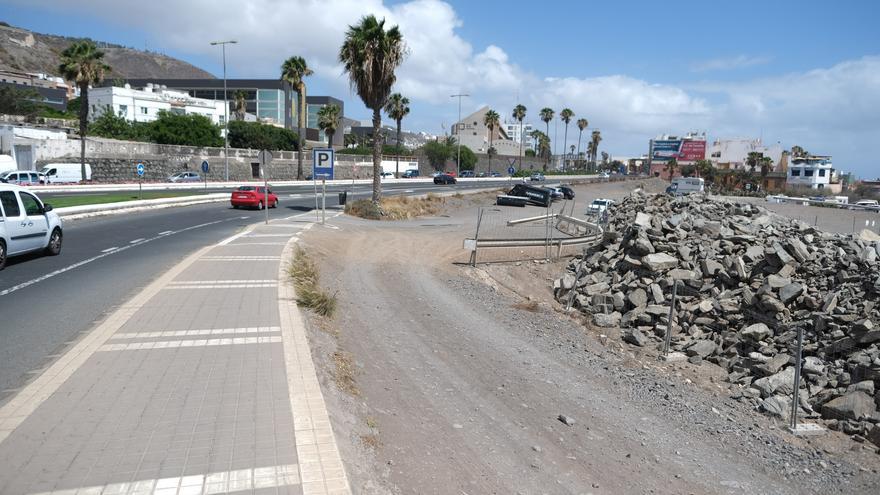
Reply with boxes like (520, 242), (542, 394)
(46, 228), (62, 256)
(271, 199), (278, 208)
(257, 201), (264, 210)
(232, 204), (239, 209)
(0, 239), (6, 270)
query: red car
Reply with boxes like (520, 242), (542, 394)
(231, 185), (278, 209)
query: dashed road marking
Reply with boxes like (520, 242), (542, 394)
(129, 238), (144, 244)
(100, 247), (119, 253)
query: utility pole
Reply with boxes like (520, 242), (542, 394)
(450, 93), (469, 176)
(211, 40), (237, 181)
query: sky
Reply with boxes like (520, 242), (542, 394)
(3, 0), (879, 177)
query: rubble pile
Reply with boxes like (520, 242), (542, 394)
(554, 190), (880, 445)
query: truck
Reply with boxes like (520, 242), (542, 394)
(507, 184), (552, 207)
(666, 177), (705, 195)
(40, 163), (92, 183)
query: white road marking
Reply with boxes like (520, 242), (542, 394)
(129, 238), (144, 244)
(243, 233), (295, 237)
(111, 326), (281, 339)
(28, 463), (302, 495)
(199, 256), (281, 261)
(100, 247), (119, 253)
(0, 219), (227, 298)
(98, 335), (283, 351)
(158, 230), (173, 235)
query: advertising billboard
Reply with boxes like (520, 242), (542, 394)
(651, 139), (706, 163)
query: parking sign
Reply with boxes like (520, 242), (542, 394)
(312, 148), (334, 180)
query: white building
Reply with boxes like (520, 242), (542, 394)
(706, 138), (784, 170)
(504, 120), (534, 149)
(787, 155), (833, 189)
(90, 84), (227, 126)
(452, 106), (522, 157)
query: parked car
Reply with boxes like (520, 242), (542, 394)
(546, 187), (564, 201)
(558, 185), (575, 200)
(666, 177), (705, 196)
(380, 172), (395, 179)
(168, 171), (201, 183)
(852, 199), (880, 212)
(40, 163), (91, 183)
(433, 174), (457, 185)
(489, 171), (502, 177)
(0, 170), (45, 185)
(230, 185), (278, 209)
(599, 172), (610, 179)
(460, 170), (475, 178)
(401, 169), (420, 178)
(530, 173), (545, 181)
(587, 198), (615, 215)
(0, 183), (63, 270)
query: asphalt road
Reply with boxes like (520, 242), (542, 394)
(0, 180), (510, 402)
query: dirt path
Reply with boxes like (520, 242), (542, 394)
(297, 183), (879, 494)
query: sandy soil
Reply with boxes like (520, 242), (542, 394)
(295, 180), (880, 494)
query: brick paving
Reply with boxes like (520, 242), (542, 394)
(0, 214), (349, 495)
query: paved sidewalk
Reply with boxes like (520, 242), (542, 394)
(0, 212), (349, 495)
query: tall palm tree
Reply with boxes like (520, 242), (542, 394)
(590, 130), (602, 170)
(483, 109), (500, 175)
(317, 104), (341, 148)
(58, 40), (110, 182)
(280, 56), (313, 180)
(512, 104), (527, 170)
(383, 93), (410, 177)
(340, 15), (405, 203)
(539, 108), (554, 171)
(559, 108), (574, 171)
(576, 118), (588, 169)
(233, 90), (247, 121)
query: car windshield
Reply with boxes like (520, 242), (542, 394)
(237, 186), (256, 191)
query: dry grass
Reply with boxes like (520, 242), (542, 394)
(345, 194), (446, 221)
(512, 300), (540, 312)
(287, 247), (338, 317)
(332, 351), (360, 396)
(360, 433), (381, 450)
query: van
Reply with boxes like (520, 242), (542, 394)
(666, 177), (705, 196)
(40, 163), (92, 183)
(0, 155), (15, 174)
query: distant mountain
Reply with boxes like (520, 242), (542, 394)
(0, 22), (214, 80)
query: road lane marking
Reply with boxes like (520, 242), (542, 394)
(98, 335), (283, 351)
(0, 219), (228, 298)
(129, 238), (144, 244)
(110, 326), (281, 339)
(158, 230), (173, 235)
(100, 247), (119, 253)
(164, 282), (277, 289)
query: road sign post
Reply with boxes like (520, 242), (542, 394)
(258, 150), (273, 225)
(136, 162), (145, 200)
(313, 149), (334, 223)
(201, 160), (209, 193)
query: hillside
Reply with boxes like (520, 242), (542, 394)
(0, 22), (214, 80)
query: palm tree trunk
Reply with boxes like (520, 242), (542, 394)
(563, 124), (569, 172)
(544, 122), (550, 172)
(395, 119), (401, 177)
(371, 107), (382, 204)
(296, 84), (307, 180)
(576, 131), (583, 169)
(327, 130), (333, 148)
(78, 84), (89, 182)
(488, 133), (493, 175)
(518, 120), (523, 170)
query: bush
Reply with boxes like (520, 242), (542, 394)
(149, 110), (223, 147)
(227, 120), (299, 151)
(287, 247), (337, 317)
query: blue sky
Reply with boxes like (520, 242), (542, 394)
(4, 0), (879, 177)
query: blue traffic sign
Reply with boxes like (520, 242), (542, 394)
(507, 166), (516, 175)
(312, 148), (334, 180)
(201, 160), (209, 173)
(136, 163), (145, 176)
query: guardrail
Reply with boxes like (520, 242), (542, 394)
(765, 194), (880, 212)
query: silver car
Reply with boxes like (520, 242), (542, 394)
(168, 171), (202, 183)
(0, 183), (63, 270)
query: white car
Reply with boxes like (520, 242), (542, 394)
(587, 198), (615, 215)
(379, 172), (395, 179)
(168, 171), (201, 183)
(0, 184), (63, 270)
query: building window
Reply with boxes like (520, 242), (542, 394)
(219, 115), (226, 125)
(818, 169), (826, 177)
(791, 169), (800, 177)
(804, 169), (814, 177)
(141, 107), (148, 115)
(118, 104), (127, 116)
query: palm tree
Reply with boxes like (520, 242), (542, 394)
(233, 90), (247, 121)
(280, 56), (313, 180)
(483, 109), (500, 175)
(58, 40), (110, 182)
(340, 15), (405, 203)
(590, 130), (602, 170)
(539, 108), (554, 170)
(512, 104), (527, 170)
(317, 104), (341, 148)
(383, 93), (410, 177)
(559, 108), (574, 171)
(576, 118), (588, 169)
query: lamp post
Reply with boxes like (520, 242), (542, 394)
(450, 93), (469, 176)
(211, 40), (237, 181)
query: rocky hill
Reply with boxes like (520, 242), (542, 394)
(0, 22), (214, 80)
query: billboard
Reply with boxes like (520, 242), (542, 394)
(651, 139), (706, 163)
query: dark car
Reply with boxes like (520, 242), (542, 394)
(530, 173), (545, 181)
(433, 174), (457, 185)
(401, 169), (420, 178)
(460, 170), (475, 178)
(558, 185), (575, 200)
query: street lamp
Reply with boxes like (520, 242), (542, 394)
(450, 93), (469, 176)
(210, 40), (237, 181)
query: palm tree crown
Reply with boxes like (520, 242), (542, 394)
(340, 15), (406, 203)
(233, 90), (247, 121)
(280, 56), (313, 179)
(559, 108), (574, 170)
(384, 92), (410, 176)
(58, 40), (111, 182)
(483, 109), (500, 174)
(317, 104), (341, 148)
(512, 104), (527, 169)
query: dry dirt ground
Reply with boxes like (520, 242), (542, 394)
(295, 180), (880, 495)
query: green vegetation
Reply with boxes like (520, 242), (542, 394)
(43, 190), (199, 209)
(227, 120), (299, 151)
(0, 86), (41, 118)
(419, 139), (479, 171)
(288, 247), (337, 317)
(90, 109), (224, 147)
(316, 103), (341, 147)
(340, 15), (406, 203)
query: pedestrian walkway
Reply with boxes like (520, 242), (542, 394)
(0, 212), (350, 495)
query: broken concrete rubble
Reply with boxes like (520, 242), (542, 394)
(553, 190), (880, 446)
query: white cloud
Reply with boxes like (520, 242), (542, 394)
(691, 54), (772, 72)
